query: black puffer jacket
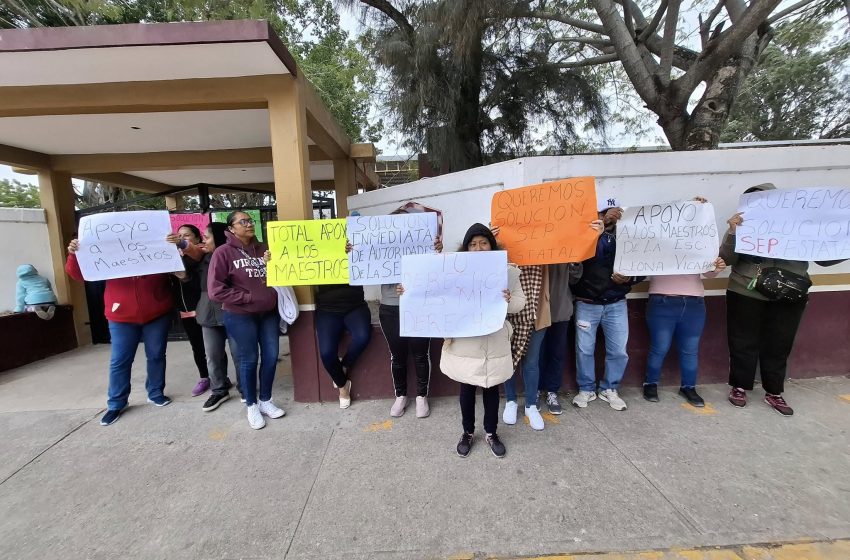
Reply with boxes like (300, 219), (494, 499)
(572, 231), (645, 303)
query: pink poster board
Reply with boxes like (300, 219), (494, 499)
(170, 213), (211, 234)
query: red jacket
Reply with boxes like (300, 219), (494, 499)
(65, 253), (174, 324)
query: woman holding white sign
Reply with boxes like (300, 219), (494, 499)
(642, 197), (726, 408)
(432, 223), (525, 458)
(721, 184), (844, 416)
(208, 211), (285, 430)
(65, 234), (179, 427)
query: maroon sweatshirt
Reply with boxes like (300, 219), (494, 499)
(208, 231), (277, 315)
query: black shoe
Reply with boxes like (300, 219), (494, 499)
(202, 393), (230, 412)
(147, 395), (172, 407)
(643, 383), (659, 402)
(485, 433), (506, 458)
(100, 408), (123, 426)
(456, 432), (474, 458)
(679, 387), (705, 408)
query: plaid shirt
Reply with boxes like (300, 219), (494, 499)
(507, 265), (544, 368)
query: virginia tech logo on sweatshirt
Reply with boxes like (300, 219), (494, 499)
(232, 256), (267, 278)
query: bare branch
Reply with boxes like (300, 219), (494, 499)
(515, 9), (608, 35)
(699, 0), (727, 49)
(659, 0), (681, 85)
(638, 0), (668, 41)
(554, 53), (620, 69)
(676, 0), (782, 104)
(623, 0), (636, 39)
(550, 36), (613, 46)
(767, 0), (818, 23)
(356, 0), (415, 36)
(594, 0), (660, 106)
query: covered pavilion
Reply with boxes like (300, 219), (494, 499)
(0, 20), (378, 400)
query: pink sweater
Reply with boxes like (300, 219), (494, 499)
(648, 272), (718, 297)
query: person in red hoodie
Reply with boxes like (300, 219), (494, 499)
(66, 235), (179, 426)
(208, 210), (285, 430)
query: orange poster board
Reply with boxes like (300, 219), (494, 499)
(490, 177), (599, 265)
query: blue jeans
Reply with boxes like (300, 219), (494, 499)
(538, 320), (570, 393)
(223, 310), (280, 406)
(505, 328), (547, 407)
(107, 313), (170, 410)
(575, 300), (629, 392)
(315, 305), (372, 388)
(644, 295), (706, 388)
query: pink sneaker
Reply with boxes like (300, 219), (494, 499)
(192, 378), (210, 397)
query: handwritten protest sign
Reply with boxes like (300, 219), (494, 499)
(347, 213), (439, 285)
(266, 219), (348, 286)
(212, 209), (263, 241)
(735, 187), (850, 261)
(170, 213), (210, 234)
(490, 178), (598, 265)
(76, 210), (184, 281)
(615, 201), (719, 275)
(400, 251), (508, 338)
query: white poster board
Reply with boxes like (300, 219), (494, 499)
(76, 210), (184, 281)
(400, 251), (508, 338)
(347, 213), (439, 285)
(615, 201), (720, 275)
(735, 187), (850, 261)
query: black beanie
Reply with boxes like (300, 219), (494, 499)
(461, 223), (498, 251)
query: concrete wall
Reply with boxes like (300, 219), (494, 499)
(0, 207), (56, 313)
(349, 142), (850, 299)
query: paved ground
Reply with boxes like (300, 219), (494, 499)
(1, 341), (849, 560)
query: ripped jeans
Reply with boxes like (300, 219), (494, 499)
(574, 300), (629, 393)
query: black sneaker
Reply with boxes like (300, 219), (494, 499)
(202, 393), (230, 412)
(679, 387), (705, 408)
(643, 383), (659, 402)
(485, 433), (506, 458)
(100, 408), (123, 426)
(147, 395), (172, 407)
(456, 432), (474, 458)
(545, 392), (563, 415)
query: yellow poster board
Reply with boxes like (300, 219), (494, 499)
(266, 219), (349, 286)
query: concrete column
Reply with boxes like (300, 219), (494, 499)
(164, 195), (184, 211)
(37, 170), (91, 346)
(333, 159), (356, 218)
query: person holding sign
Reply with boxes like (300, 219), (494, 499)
(721, 184), (844, 416)
(642, 197), (727, 408)
(314, 283), (371, 409)
(430, 223), (526, 458)
(208, 211), (285, 430)
(571, 199), (645, 411)
(65, 233), (179, 426)
(171, 224), (212, 398)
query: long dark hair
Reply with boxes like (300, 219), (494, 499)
(177, 224), (202, 242)
(207, 222), (228, 248)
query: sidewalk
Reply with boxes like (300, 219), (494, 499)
(1, 342), (849, 560)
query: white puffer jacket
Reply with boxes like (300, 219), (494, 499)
(439, 265), (526, 388)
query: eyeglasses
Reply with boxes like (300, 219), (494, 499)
(233, 218), (255, 227)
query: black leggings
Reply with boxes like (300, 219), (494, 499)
(726, 290), (806, 395)
(181, 316), (209, 379)
(459, 383), (499, 435)
(379, 304), (431, 397)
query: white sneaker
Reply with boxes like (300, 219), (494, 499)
(525, 405), (544, 431)
(572, 390), (598, 408)
(390, 396), (407, 417)
(599, 389), (627, 411)
(246, 404), (266, 429)
(503, 400), (518, 425)
(258, 399), (285, 419)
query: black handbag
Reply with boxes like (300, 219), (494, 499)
(748, 265), (812, 302)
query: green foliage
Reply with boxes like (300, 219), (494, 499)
(723, 18), (850, 143)
(0, 179), (40, 208)
(0, 0), (380, 143)
(355, 0), (606, 171)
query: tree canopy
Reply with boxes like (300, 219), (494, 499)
(0, 178), (41, 208)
